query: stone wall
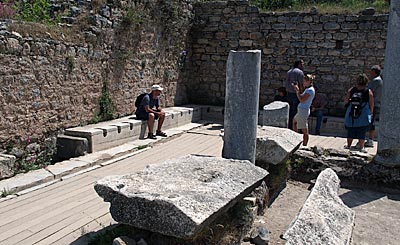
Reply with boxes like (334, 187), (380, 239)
(0, 0), (193, 149)
(186, 1), (388, 115)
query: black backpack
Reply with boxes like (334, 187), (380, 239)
(135, 93), (147, 108)
(349, 88), (368, 120)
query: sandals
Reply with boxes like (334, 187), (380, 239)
(147, 133), (157, 139)
(156, 130), (167, 137)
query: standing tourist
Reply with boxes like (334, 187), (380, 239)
(293, 74), (315, 146)
(344, 74), (374, 153)
(365, 65), (383, 147)
(286, 59), (304, 129)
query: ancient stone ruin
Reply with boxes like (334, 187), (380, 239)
(95, 155), (269, 240)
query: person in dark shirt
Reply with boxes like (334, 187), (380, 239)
(135, 85), (167, 139)
(310, 85), (328, 135)
(285, 59), (304, 129)
(274, 87), (289, 103)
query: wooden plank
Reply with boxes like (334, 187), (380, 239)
(34, 203), (113, 245)
(0, 129), (226, 244)
(0, 189), (98, 241)
(0, 173), (97, 212)
(14, 201), (109, 244)
(0, 184), (96, 228)
(52, 213), (116, 245)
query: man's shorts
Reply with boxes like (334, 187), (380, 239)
(294, 108), (310, 130)
(347, 126), (369, 140)
(369, 107), (380, 131)
(135, 110), (160, 120)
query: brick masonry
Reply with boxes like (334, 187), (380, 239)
(186, 1), (388, 115)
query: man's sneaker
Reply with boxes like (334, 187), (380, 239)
(147, 133), (157, 139)
(359, 147), (368, 153)
(365, 139), (374, 148)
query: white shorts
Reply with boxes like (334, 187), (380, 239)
(294, 108), (310, 130)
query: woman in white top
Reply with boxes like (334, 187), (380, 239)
(293, 74), (316, 146)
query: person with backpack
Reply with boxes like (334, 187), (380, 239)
(293, 73), (315, 146)
(135, 85), (167, 139)
(344, 74), (374, 153)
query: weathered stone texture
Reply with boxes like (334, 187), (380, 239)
(0, 154), (16, 180)
(187, 2), (388, 115)
(283, 168), (355, 245)
(0, 1), (193, 149)
(256, 126), (303, 166)
(94, 155), (269, 239)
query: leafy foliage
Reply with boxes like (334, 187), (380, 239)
(96, 82), (116, 122)
(15, 0), (53, 23)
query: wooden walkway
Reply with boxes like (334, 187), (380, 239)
(0, 125), (376, 244)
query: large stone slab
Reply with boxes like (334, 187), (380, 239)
(94, 155), (269, 239)
(256, 126), (303, 166)
(283, 168), (355, 245)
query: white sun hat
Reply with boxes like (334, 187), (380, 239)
(151, 84), (164, 91)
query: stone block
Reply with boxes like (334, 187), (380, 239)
(56, 135), (89, 160)
(0, 154), (16, 180)
(61, 106), (204, 154)
(261, 101), (289, 128)
(94, 155), (269, 239)
(46, 159), (93, 179)
(64, 127), (104, 153)
(283, 168), (355, 245)
(0, 168), (54, 193)
(256, 126), (303, 166)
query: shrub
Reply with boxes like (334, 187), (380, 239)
(97, 82), (116, 122)
(0, 1), (16, 19)
(15, 0), (52, 23)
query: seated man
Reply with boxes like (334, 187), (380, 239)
(274, 86), (289, 103)
(135, 85), (167, 139)
(310, 85), (328, 135)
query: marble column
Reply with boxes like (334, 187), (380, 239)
(376, 0), (400, 166)
(222, 50), (261, 164)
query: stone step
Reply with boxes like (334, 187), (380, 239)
(57, 105), (206, 160)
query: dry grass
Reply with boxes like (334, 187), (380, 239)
(7, 21), (85, 43)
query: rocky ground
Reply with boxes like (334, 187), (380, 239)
(251, 180), (400, 245)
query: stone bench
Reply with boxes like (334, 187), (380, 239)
(57, 105), (204, 160)
(283, 168), (355, 244)
(308, 115), (379, 137)
(94, 155), (269, 239)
